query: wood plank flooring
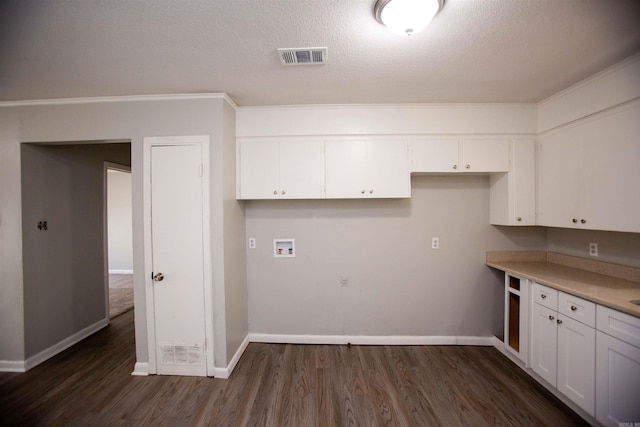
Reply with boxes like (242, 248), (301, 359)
(0, 310), (588, 426)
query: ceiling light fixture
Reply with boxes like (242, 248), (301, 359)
(374, 0), (444, 37)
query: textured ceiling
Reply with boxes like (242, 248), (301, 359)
(0, 0), (639, 106)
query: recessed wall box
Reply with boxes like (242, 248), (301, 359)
(274, 238), (295, 258)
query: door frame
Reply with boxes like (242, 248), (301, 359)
(143, 135), (213, 375)
(103, 162), (132, 322)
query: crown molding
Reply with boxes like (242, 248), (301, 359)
(0, 93), (238, 109)
(537, 53), (640, 108)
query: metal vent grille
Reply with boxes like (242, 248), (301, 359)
(277, 47), (327, 66)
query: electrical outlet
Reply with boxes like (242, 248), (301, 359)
(431, 237), (439, 250)
(340, 276), (349, 287)
(248, 237), (256, 249)
(589, 242), (598, 257)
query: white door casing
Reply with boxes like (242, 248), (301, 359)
(143, 135), (212, 376)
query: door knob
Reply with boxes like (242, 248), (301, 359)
(153, 272), (164, 282)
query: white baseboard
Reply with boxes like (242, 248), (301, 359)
(248, 333), (495, 346)
(131, 362), (149, 376)
(0, 360), (26, 372)
(212, 335), (250, 379)
(109, 269), (133, 274)
(24, 318), (109, 371)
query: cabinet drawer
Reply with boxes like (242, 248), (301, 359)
(532, 282), (558, 310)
(558, 292), (596, 327)
(597, 305), (640, 348)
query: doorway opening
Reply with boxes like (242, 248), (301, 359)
(105, 163), (133, 319)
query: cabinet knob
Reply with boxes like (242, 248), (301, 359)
(548, 315), (554, 320)
(516, 217), (522, 222)
(281, 190), (286, 195)
(465, 164), (470, 169)
(369, 189), (373, 194)
(580, 218), (586, 224)
(570, 305), (577, 311)
(453, 165), (458, 169)
(273, 190), (278, 195)
(361, 189), (365, 194)
(572, 218), (578, 223)
(557, 319), (563, 325)
(541, 294), (547, 299)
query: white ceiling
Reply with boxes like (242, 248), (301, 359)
(1, 0), (639, 107)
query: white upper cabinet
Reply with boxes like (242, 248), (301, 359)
(238, 139), (324, 199)
(461, 139), (510, 172)
(538, 102), (640, 232)
(325, 139), (410, 198)
(490, 139), (536, 225)
(412, 138), (510, 173)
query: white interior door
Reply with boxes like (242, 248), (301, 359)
(150, 143), (207, 376)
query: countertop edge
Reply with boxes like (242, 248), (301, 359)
(486, 261), (640, 318)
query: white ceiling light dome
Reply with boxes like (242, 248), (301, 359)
(374, 0), (444, 37)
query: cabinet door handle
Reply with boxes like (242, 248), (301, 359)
(557, 319), (563, 325)
(572, 218), (578, 223)
(453, 165), (457, 170)
(580, 219), (586, 224)
(281, 190), (286, 195)
(369, 189), (373, 194)
(465, 164), (470, 169)
(516, 217), (522, 222)
(570, 305), (577, 311)
(273, 190), (278, 195)
(541, 294), (547, 299)
(548, 315), (554, 320)
(361, 189), (365, 194)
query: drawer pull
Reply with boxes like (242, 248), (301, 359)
(557, 319), (563, 325)
(548, 315), (554, 321)
(570, 305), (577, 311)
(541, 294), (547, 299)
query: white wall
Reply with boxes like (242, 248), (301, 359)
(0, 95), (246, 371)
(107, 169), (133, 273)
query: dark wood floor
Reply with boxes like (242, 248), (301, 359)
(0, 311), (588, 426)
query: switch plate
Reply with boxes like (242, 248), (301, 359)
(431, 237), (439, 250)
(248, 237), (256, 249)
(340, 276), (349, 287)
(589, 242), (598, 257)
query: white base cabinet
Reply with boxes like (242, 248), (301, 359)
(595, 305), (640, 427)
(529, 283), (596, 416)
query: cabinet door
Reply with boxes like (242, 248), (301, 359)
(580, 105), (640, 232)
(279, 141), (324, 199)
(366, 140), (410, 198)
(461, 139), (509, 172)
(557, 315), (595, 416)
(489, 139), (535, 225)
(538, 127), (581, 227)
(239, 141), (279, 199)
(596, 331), (640, 427)
(411, 139), (459, 172)
(325, 140), (367, 198)
(531, 303), (558, 386)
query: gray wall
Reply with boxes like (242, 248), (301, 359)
(246, 175), (547, 338)
(222, 101), (248, 362)
(0, 97), (246, 370)
(21, 143), (130, 357)
(547, 228), (640, 268)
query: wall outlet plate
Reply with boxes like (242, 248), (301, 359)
(431, 237), (439, 250)
(589, 242), (598, 257)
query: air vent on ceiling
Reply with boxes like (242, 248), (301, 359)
(277, 47), (327, 66)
